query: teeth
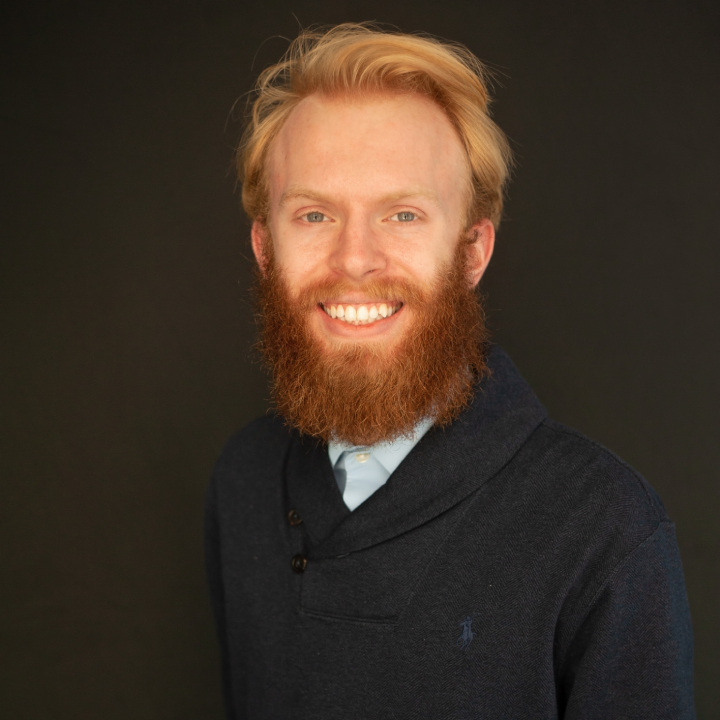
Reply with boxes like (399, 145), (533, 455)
(322, 302), (400, 325)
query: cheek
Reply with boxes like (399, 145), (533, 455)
(272, 251), (332, 305)
(272, 229), (331, 271)
(396, 245), (456, 283)
(279, 258), (328, 294)
(271, 241), (318, 280)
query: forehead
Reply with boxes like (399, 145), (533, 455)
(266, 92), (470, 211)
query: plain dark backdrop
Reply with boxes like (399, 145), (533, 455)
(2, 0), (718, 717)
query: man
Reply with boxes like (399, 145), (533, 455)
(205, 24), (695, 719)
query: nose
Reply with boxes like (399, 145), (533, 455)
(328, 217), (387, 281)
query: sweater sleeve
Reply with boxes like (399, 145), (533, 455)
(559, 521), (695, 719)
(204, 474), (240, 720)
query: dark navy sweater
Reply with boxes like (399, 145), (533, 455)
(205, 347), (695, 718)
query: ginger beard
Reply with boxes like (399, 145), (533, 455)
(255, 236), (490, 447)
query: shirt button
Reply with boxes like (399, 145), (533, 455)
(291, 554), (307, 573)
(287, 509), (303, 526)
(355, 452), (370, 463)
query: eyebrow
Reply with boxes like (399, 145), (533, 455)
(278, 188), (334, 208)
(278, 186), (442, 208)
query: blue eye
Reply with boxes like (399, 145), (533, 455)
(304, 211), (326, 222)
(393, 211), (416, 222)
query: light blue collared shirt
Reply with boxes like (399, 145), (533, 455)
(328, 417), (434, 511)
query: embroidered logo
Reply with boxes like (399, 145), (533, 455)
(457, 615), (474, 650)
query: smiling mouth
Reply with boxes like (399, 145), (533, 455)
(320, 302), (403, 326)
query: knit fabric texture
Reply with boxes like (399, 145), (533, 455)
(205, 346), (695, 719)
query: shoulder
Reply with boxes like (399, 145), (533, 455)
(209, 413), (293, 503)
(529, 418), (668, 528)
(509, 417), (677, 617)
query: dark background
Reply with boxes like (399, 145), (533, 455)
(2, 0), (718, 717)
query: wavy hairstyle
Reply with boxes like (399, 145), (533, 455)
(239, 23), (512, 228)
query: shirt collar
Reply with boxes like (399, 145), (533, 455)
(328, 416), (435, 476)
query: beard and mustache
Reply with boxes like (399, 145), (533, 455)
(254, 237), (490, 447)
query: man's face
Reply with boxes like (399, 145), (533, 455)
(251, 92), (495, 445)
(252, 93), (494, 359)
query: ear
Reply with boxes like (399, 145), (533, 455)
(251, 219), (270, 275)
(464, 218), (495, 288)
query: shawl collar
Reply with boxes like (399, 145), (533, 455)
(285, 346), (546, 558)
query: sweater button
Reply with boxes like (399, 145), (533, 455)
(291, 554), (308, 573)
(287, 509), (303, 526)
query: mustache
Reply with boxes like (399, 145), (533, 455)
(286, 275), (438, 309)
